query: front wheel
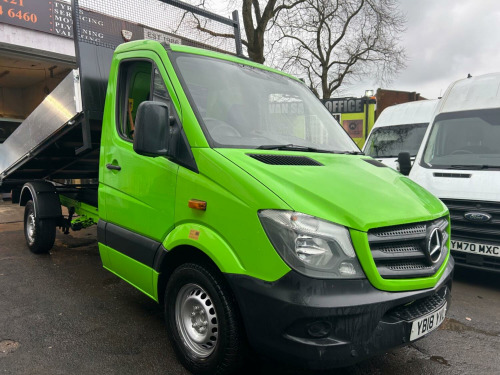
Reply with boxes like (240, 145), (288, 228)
(24, 200), (56, 254)
(165, 263), (246, 375)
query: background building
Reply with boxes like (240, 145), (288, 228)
(322, 89), (427, 148)
(375, 89), (426, 119)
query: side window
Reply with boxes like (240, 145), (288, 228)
(117, 60), (153, 140)
(152, 66), (177, 125)
(117, 61), (174, 140)
(152, 67), (169, 105)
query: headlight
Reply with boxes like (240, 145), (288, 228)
(259, 210), (365, 279)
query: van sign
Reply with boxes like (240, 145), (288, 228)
(464, 212), (492, 222)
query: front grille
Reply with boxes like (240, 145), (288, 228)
(388, 287), (449, 321)
(440, 199), (500, 244)
(368, 217), (448, 279)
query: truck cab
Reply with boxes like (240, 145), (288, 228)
(94, 41), (454, 373)
(410, 73), (500, 273)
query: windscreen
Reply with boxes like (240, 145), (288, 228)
(364, 123), (428, 157)
(173, 53), (359, 152)
(423, 109), (500, 169)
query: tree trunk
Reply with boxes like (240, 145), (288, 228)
(247, 31), (265, 63)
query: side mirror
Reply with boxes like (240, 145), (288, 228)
(133, 101), (170, 157)
(398, 152), (412, 176)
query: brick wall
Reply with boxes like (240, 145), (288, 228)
(375, 89), (427, 119)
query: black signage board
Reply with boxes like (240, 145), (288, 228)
(322, 98), (365, 114)
(0, 0), (70, 37)
(0, 0), (183, 47)
(55, 1), (145, 47)
(52, 0), (73, 38)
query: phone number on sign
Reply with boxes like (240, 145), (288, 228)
(0, 0), (38, 24)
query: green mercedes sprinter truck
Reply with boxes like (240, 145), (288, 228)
(0, 1), (453, 374)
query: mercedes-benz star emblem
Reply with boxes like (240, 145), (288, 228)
(427, 228), (443, 264)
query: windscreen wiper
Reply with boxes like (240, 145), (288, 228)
(337, 151), (365, 155)
(256, 144), (361, 154)
(448, 164), (500, 170)
(256, 144), (333, 153)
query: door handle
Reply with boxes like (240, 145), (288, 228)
(106, 163), (121, 171)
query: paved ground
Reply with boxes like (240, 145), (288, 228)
(0, 201), (499, 374)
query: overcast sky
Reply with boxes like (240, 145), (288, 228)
(340, 0), (500, 99)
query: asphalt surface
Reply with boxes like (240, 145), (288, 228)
(0, 201), (499, 375)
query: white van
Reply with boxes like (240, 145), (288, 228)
(363, 100), (438, 170)
(408, 73), (500, 272)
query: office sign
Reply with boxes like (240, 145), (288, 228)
(322, 98), (365, 114)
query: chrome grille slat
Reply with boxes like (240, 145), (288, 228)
(371, 243), (426, 261)
(379, 243), (421, 253)
(367, 232), (427, 244)
(368, 217), (449, 279)
(372, 250), (426, 261)
(371, 224), (426, 237)
(387, 261), (429, 270)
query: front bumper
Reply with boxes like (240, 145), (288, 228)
(226, 256), (454, 369)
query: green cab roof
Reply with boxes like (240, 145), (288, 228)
(115, 40), (301, 82)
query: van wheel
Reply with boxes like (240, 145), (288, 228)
(24, 200), (56, 254)
(165, 263), (245, 375)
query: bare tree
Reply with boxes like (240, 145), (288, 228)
(189, 0), (306, 63)
(241, 0), (307, 63)
(274, 0), (407, 98)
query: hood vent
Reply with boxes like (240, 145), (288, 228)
(363, 159), (387, 168)
(247, 154), (323, 166)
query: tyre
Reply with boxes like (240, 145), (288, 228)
(24, 200), (56, 254)
(165, 263), (246, 375)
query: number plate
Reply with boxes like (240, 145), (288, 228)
(410, 303), (447, 341)
(451, 240), (500, 258)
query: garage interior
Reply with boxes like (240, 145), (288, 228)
(0, 51), (74, 142)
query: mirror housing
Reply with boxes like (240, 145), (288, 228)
(133, 101), (170, 157)
(398, 152), (412, 176)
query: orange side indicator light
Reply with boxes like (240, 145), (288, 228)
(188, 199), (207, 211)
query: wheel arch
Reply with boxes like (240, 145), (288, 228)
(155, 244), (222, 306)
(156, 223), (246, 304)
(20, 181), (62, 220)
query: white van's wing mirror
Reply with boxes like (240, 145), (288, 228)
(398, 152), (412, 176)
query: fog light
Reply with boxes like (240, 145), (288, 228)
(307, 321), (332, 338)
(339, 262), (356, 276)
